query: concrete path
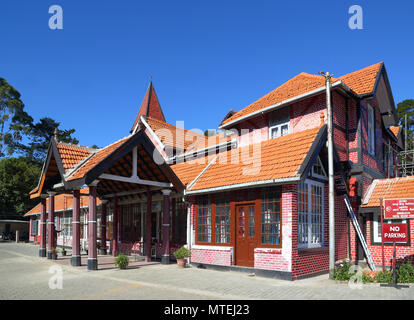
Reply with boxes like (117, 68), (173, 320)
(0, 242), (413, 300)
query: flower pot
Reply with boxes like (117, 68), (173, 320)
(62, 251), (66, 256)
(52, 253), (58, 260)
(177, 258), (187, 268)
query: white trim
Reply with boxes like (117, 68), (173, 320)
(219, 81), (346, 129)
(140, 115), (166, 151)
(167, 139), (237, 163)
(187, 153), (221, 190)
(298, 179), (325, 249)
(99, 173), (172, 188)
(186, 177), (300, 195)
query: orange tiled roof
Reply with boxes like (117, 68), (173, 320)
(145, 116), (208, 151)
(56, 143), (94, 173)
(67, 136), (130, 181)
(222, 62), (383, 126)
(131, 81), (166, 132)
(338, 62), (383, 95)
(361, 176), (414, 208)
(170, 158), (211, 186)
(187, 126), (323, 191)
(24, 188), (102, 216)
(389, 126), (401, 139)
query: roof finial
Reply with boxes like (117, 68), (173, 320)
(150, 74), (152, 83)
(320, 112), (325, 126)
(54, 127), (59, 142)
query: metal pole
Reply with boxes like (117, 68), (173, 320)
(324, 72), (335, 278)
(405, 114), (408, 153)
(380, 198), (385, 272)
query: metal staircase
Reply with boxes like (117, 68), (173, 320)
(333, 153), (376, 270)
(344, 195), (376, 271)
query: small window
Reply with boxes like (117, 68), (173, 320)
(312, 157), (327, 179)
(269, 107), (290, 139)
(367, 104), (375, 156)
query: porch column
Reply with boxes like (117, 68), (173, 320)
(145, 189), (152, 262)
(71, 189), (81, 266)
(88, 185), (98, 270)
(47, 191), (56, 259)
(100, 200), (107, 255)
(39, 196), (47, 257)
(112, 195), (119, 256)
(161, 189), (171, 265)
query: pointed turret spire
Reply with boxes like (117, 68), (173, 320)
(131, 80), (166, 133)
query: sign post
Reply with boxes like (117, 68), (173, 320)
(380, 199), (411, 289)
(380, 198), (385, 272)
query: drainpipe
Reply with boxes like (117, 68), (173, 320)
(324, 72), (336, 278)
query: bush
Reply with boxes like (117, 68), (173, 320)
(333, 260), (354, 281)
(398, 263), (414, 283)
(115, 253), (129, 269)
(173, 247), (191, 259)
(373, 271), (393, 283)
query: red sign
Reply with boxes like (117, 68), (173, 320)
(382, 223), (408, 243)
(383, 199), (414, 219)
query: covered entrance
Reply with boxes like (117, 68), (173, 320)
(235, 203), (257, 267)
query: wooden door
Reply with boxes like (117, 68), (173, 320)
(235, 204), (256, 267)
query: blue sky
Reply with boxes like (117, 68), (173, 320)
(1, 0), (413, 148)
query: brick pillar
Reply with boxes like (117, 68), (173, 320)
(145, 189), (152, 262)
(71, 189), (81, 266)
(112, 196), (119, 257)
(161, 189), (171, 264)
(39, 197), (47, 257)
(47, 192), (56, 259)
(171, 198), (176, 243)
(88, 185), (98, 270)
(100, 201), (107, 255)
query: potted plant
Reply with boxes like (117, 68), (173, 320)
(61, 245), (66, 256)
(115, 253), (129, 270)
(51, 248), (58, 260)
(173, 247), (191, 268)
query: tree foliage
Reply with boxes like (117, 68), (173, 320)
(396, 99), (414, 149)
(0, 77), (80, 218)
(0, 78), (33, 157)
(0, 157), (40, 217)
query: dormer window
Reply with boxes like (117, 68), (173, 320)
(269, 107), (290, 139)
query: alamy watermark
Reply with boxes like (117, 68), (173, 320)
(49, 5), (63, 30)
(48, 265), (63, 289)
(348, 5), (363, 30)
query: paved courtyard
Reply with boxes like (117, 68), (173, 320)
(0, 242), (413, 300)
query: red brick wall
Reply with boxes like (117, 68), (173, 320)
(292, 184), (349, 279)
(254, 184), (294, 272)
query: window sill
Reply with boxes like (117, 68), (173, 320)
(255, 248), (282, 254)
(298, 246), (328, 255)
(191, 245), (233, 251)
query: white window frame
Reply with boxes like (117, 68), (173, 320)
(372, 213), (406, 244)
(367, 104), (375, 156)
(312, 157), (327, 180)
(298, 179), (325, 249)
(269, 122), (290, 139)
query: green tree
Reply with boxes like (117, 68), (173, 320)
(0, 78), (33, 157)
(0, 157), (40, 218)
(397, 99), (414, 149)
(18, 117), (79, 165)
